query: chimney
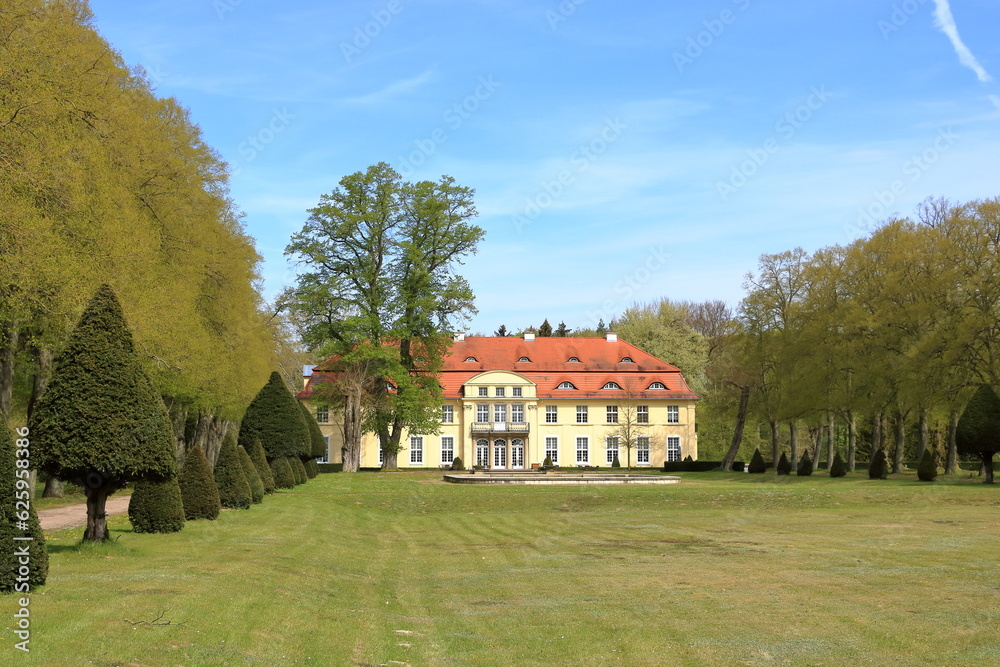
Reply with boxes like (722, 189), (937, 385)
(303, 365), (316, 377)
(454, 332), (466, 342)
(606, 332), (618, 342)
(524, 333), (535, 341)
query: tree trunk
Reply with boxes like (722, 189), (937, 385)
(721, 385), (750, 471)
(186, 411), (230, 468)
(872, 412), (882, 459)
(342, 387), (362, 472)
(827, 412), (835, 466)
(42, 476), (65, 498)
(83, 482), (115, 542)
(917, 408), (929, 463)
(769, 420), (779, 468)
(847, 411), (857, 472)
(809, 426), (821, 468)
(0, 321), (19, 418)
(163, 396), (189, 462)
(26, 344), (53, 420)
(982, 454), (994, 484)
(789, 421), (798, 469)
(892, 409), (905, 474)
(946, 409), (959, 475)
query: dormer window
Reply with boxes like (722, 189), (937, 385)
(518, 356), (531, 362)
(557, 381), (577, 390)
(620, 357), (634, 363)
(567, 357), (581, 363)
(464, 356), (478, 362)
(602, 382), (623, 390)
(647, 382), (667, 390)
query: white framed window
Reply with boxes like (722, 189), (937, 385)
(441, 405), (454, 423)
(465, 356), (478, 362)
(495, 387), (505, 397)
(568, 357), (581, 363)
(440, 436), (454, 465)
(476, 404), (490, 422)
(620, 357), (634, 363)
(667, 406), (679, 423)
(476, 439), (489, 467)
(576, 405), (588, 423)
(318, 435), (330, 463)
(511, 404), (524, 423)
(545, 436), (559, 463)
(606, 436), (619, 464)
(379, 446), (384, 466)
(315, 405), (329, 423)
(493, 439), (507, 468)
(478, 386), (488, 397)
(648, 382), (667, 390)
(545, 405), (558, 423)
(557, 381), (577, 390)
(410, 436), (423, 465)
(607, 405), (618, 423)
(494, 404), (507, 423)
(637, 436), (651, 464)
(637, 406), (649, 423)
(576, 436), (589, 465)
(602, 382), (622, 390)
(666, 436), (681, 462)
(512, 387), (522, 397)
(518, 356), (531, 362)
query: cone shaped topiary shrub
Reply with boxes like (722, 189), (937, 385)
(238, 446), (265, 503)
(868, 448), (888, 479)
(271, 457), (296, 489)
(748, 448), (767, 473)
(239, 372), (310, 461)
(128, 478), (185, 533)
(215, 432), (251, 509)
(451, 456), (464, 471)
(917, 448), (937, 482)
(1, 414), (48, 592)
(956, 383), (1000, 484)
(291, 457), (308, 485)
(304, 458), (319, 479)
(684, 455), (693, 462)
(829, 451), (846, 478)
(612, 454), (621, 468)
(179, 446), (220, 520)
(248, 437), (275, 494)
(776, 452), (791, 475)
(29, 285), (176, 542)
(797, 450), (813, 476)
(543, 456), (553, 469)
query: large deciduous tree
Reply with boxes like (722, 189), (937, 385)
(29, 286), (176, 541)
(285, 162), (484, 471)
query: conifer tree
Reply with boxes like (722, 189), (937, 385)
(248, 437), (275, 493)
(305, 459), (319, 478)
(298, 400), (326, 478)
(776, 451), (792, 475)
(538, 319), (553, 337)
(128, 478), (185, 533)
(956, 383), (1000, 484)
(179, 446), (220, 520)
(238, 446), (265, 503)
(239, 372), (310, 462)
(796, 450), (813, 476)
(868, 448), (888, 480)
(29, 285), (176, 542)
(215, 431), (251, 509)
(829, 451), (847, 478)
(271, 457), (296, 489)
(1, 414), (48, 592)
(917, 448), (938, 482)
(291, 457), (308, 485)
(748, 447), (767, 473)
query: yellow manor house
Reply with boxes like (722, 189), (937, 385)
(297, 333), (699, 469)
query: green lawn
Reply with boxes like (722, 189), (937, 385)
(6, 470), (1000, 666)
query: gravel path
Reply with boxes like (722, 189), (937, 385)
(38, 495), (132, 531)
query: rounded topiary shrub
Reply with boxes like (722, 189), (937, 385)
(179, 446), (220, 520)
(271, 457), (296, 489)
(829, 451), (846, 478)
(451, 456), (464, 471)
(868, 448), (888, 480)
(128, 478), (185, 533)
(748, 448), (767, 473)
(796, 450), (813, 476)
(215, 432), (251, 509)
(304, 458), (319, 479)
(248, 437), (275, 494)
(291, 457), (308, 485)
(237, 446), (265, 503)
(776, 452), (792, 475)
(917, 448), (937, 482)
(1, 414), (48, 592)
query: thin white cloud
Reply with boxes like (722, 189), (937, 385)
(990, 95), (1000, 113)
(932, 0), (993, 83)
(344, 70), (436, 105)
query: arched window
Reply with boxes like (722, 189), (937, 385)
(602, 381), (623, 390)
(567, 356), (581, 363)
(620, 357), (634, 363)
(647, 381), (667, 390)
(517, 356), (531, 362)
(464, 356), (478, 362)
(556, 381), (577, 390)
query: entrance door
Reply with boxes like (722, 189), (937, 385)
(511, 439), (524, 469)
(493, 438), (507, 469)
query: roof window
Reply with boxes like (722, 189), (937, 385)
(556, 381), (578, 390)
(647, 382), (667, 390)
(602, 382), (623, 390)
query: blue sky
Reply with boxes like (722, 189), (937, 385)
(88, 0), (999, 334)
